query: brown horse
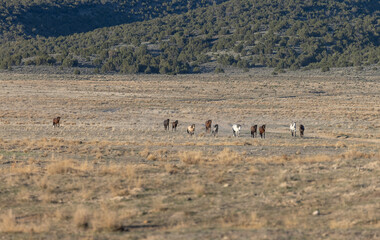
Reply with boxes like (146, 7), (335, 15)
(53, 117), (61, 127)
(250, 125), (257, 138)
(172, 120), (178, 131)
(205, 120), (212, 133)
(300, 124), (305, 138)
(163, 119), (170, 131)
(259, 125), (266, 138)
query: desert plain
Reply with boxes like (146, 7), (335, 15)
(0, 69), (379, 239)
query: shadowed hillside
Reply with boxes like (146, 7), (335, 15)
(1, 0), (226, 38)
(0, 0), (379, 74)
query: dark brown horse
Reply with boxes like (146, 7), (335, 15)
(259, 124), (266, 138)
(251, 125), (257, 138)
(172, 120), (178, 131)
(53, 117), (61, 127)
(300, 124), (305, 138)
(205, 120), (212, 133)
(163, 119), (170, 131)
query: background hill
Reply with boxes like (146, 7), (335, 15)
(0, 0), (226, 38)
(0, 0), (379, 74)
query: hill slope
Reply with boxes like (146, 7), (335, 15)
(0, 0), (225, 38)
(1, 0), (379, 73)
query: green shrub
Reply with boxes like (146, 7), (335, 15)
(214, 67), (225, 73)
(321, 66), (330, 72)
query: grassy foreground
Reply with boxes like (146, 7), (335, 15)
(0, 70), (379, 239)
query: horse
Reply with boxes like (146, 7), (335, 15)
(53, 117), (61, 127)
(259, 125), (266, 138)
(232, 124), (241, 137)
(187, 124), (195, 135)
(212, 124), (219, 136)
(172, 120), (178, 131)
(250, 125), (257, 138)
(205, 120), (212, 133)
(299, 124), (305, 138)
(290, 122), (296, 137)
(163, 119), (170, 131)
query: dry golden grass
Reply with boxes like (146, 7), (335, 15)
(190, 181), (206, 197)
(329, 219), (356, 229)
(335, 141), (347, 149)
(92, 209), (123, 232)
(149, 197), (168, 214)
(73, 205), (130, 232)
(340, 149), (374, 160)
(98, 163), (123, 175)
(252, 154), (334, 164)
(0, 210), (49, 233)
(146, 154), (157, 161)
(163, 163), (180, 174)
(221, 212), (267, 229)
(73, 207), (91, 229)
(214, 148), (243, 165)
(47, 159), (78, 175)
(0, 72), (379, 239)
(139, 147), (151, 158)
(249, 149), (373, 164)
(178, 151), (203, 165)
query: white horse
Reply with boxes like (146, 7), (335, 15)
(232, 124), (241, 137)
(187, 124), (195, 136)
(212, 124), (219, 136)
(290, 122), (297, 137)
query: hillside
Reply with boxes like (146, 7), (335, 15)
(0, 0), (379, 74)
(0, 0), (225, 38)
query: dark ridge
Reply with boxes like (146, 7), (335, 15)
(2, 0), (227, 38)
(0, 0), (378, 74)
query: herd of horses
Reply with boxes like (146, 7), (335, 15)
(52, 116), (304, 138)
(163, 119), (305, 138)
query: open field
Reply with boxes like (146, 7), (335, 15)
(0, 69), (379, 239)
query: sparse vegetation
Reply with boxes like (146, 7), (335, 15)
(0, 71), (379, 238)
(179, 151), (203, 165)
(0, 0), (378, 74)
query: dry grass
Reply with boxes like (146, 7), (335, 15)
(0, 162), (39, 175)
(0, 210), (49, 233)
(214, 148), (243, 165)
(47, 159), (78, 175)
(151, 196), (168, 213)
(92, 212), (122, 232)
(73, 207), (91, 229)
(329, 219), (356, 229)
(178, 151), (203, 165)
(340, 149), (374, 160)
(190, 181), (206, 197)
(139, 147), (150, 158)
(253, 154), (334, 164)
(73, 205), (127, 232)
(221, 212), (267, 229)
(164, 163), (180, 174)
(0, 72), (379, 239)
(251, 150), (373, 164)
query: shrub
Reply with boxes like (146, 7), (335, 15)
(321, 66), (330, 72)
(214, 67), (225, 73)
(179, 151), (203, 165)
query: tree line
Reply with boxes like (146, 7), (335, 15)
(0, 0), (379, 74)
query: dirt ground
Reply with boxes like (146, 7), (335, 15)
(0, 69), (379, 239)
